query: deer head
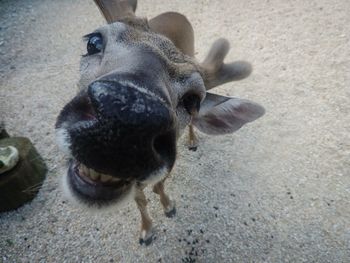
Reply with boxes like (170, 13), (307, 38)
(55, 0), (264, 244)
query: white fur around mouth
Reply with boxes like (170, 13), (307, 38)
(139, 166), (168, 185)
(55, 128), (72, 155)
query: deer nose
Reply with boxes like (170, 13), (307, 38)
(88, 80), (172, 131)
(79, 80), (176, 178)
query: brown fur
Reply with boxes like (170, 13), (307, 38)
(57, 0), (264, 245)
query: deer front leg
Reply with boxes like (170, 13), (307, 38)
(153, 179), (176, 218)
(135, 185), (154, 246)
(188, 122), (198, 151)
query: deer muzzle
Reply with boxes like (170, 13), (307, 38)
(56, 79), (177, 184)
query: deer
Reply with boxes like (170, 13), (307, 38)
(55, 0), (265, 245)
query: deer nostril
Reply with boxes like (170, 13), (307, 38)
(152, 130), (176, 165)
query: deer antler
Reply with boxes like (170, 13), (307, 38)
(94, 0), (137, 23)
(200, 38), (252, 90)
(94, 1), (250, 91)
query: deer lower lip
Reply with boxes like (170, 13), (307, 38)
(67, 160), (132, 201)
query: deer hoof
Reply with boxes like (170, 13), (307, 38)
(164, 201), (176, 218)
(139, 229), (155, 246)
(188, 145), (198, 151)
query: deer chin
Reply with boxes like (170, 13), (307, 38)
(63, 160), (169, 207)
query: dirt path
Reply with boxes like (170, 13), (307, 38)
(1, 0), (349, 262)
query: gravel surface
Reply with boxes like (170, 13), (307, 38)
(1, 0), (349, 262)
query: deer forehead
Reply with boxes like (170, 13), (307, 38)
(80, 21), (200, 80)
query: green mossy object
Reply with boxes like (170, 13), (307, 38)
(0, 146), (19, 174)
(0, 137), (47, 212)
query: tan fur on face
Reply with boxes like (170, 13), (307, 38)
(59, 0), (261, 246)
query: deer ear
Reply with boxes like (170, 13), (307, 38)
(94, 0), (137, 23)
(149, 12), (194, 57)
(192, 93), (265, 135)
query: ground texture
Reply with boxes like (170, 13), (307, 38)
(0, 0), (349, 262)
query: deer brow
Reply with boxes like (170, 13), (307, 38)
(82, 32), (101, 41)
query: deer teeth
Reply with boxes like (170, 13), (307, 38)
(110, 177), (121, 182)
(100, 174), (111, 182)
(79, 164), (120, 183)
(79, 164), (89, 176)
(89, 169), (100, 181)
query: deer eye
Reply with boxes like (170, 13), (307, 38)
(86, 33), (103, 55)
(182, 93), (201, 114)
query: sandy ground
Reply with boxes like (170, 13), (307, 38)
(0, 0), (349, 262)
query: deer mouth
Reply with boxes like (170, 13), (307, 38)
(67, 160), (135, 204)
(56, 80), (177, 204)
(75, 162), (125, 185)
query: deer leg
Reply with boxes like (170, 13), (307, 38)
(135, 185), (154, 245)
(153, 179), (176, 218)
(188, 122), (198, 151)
